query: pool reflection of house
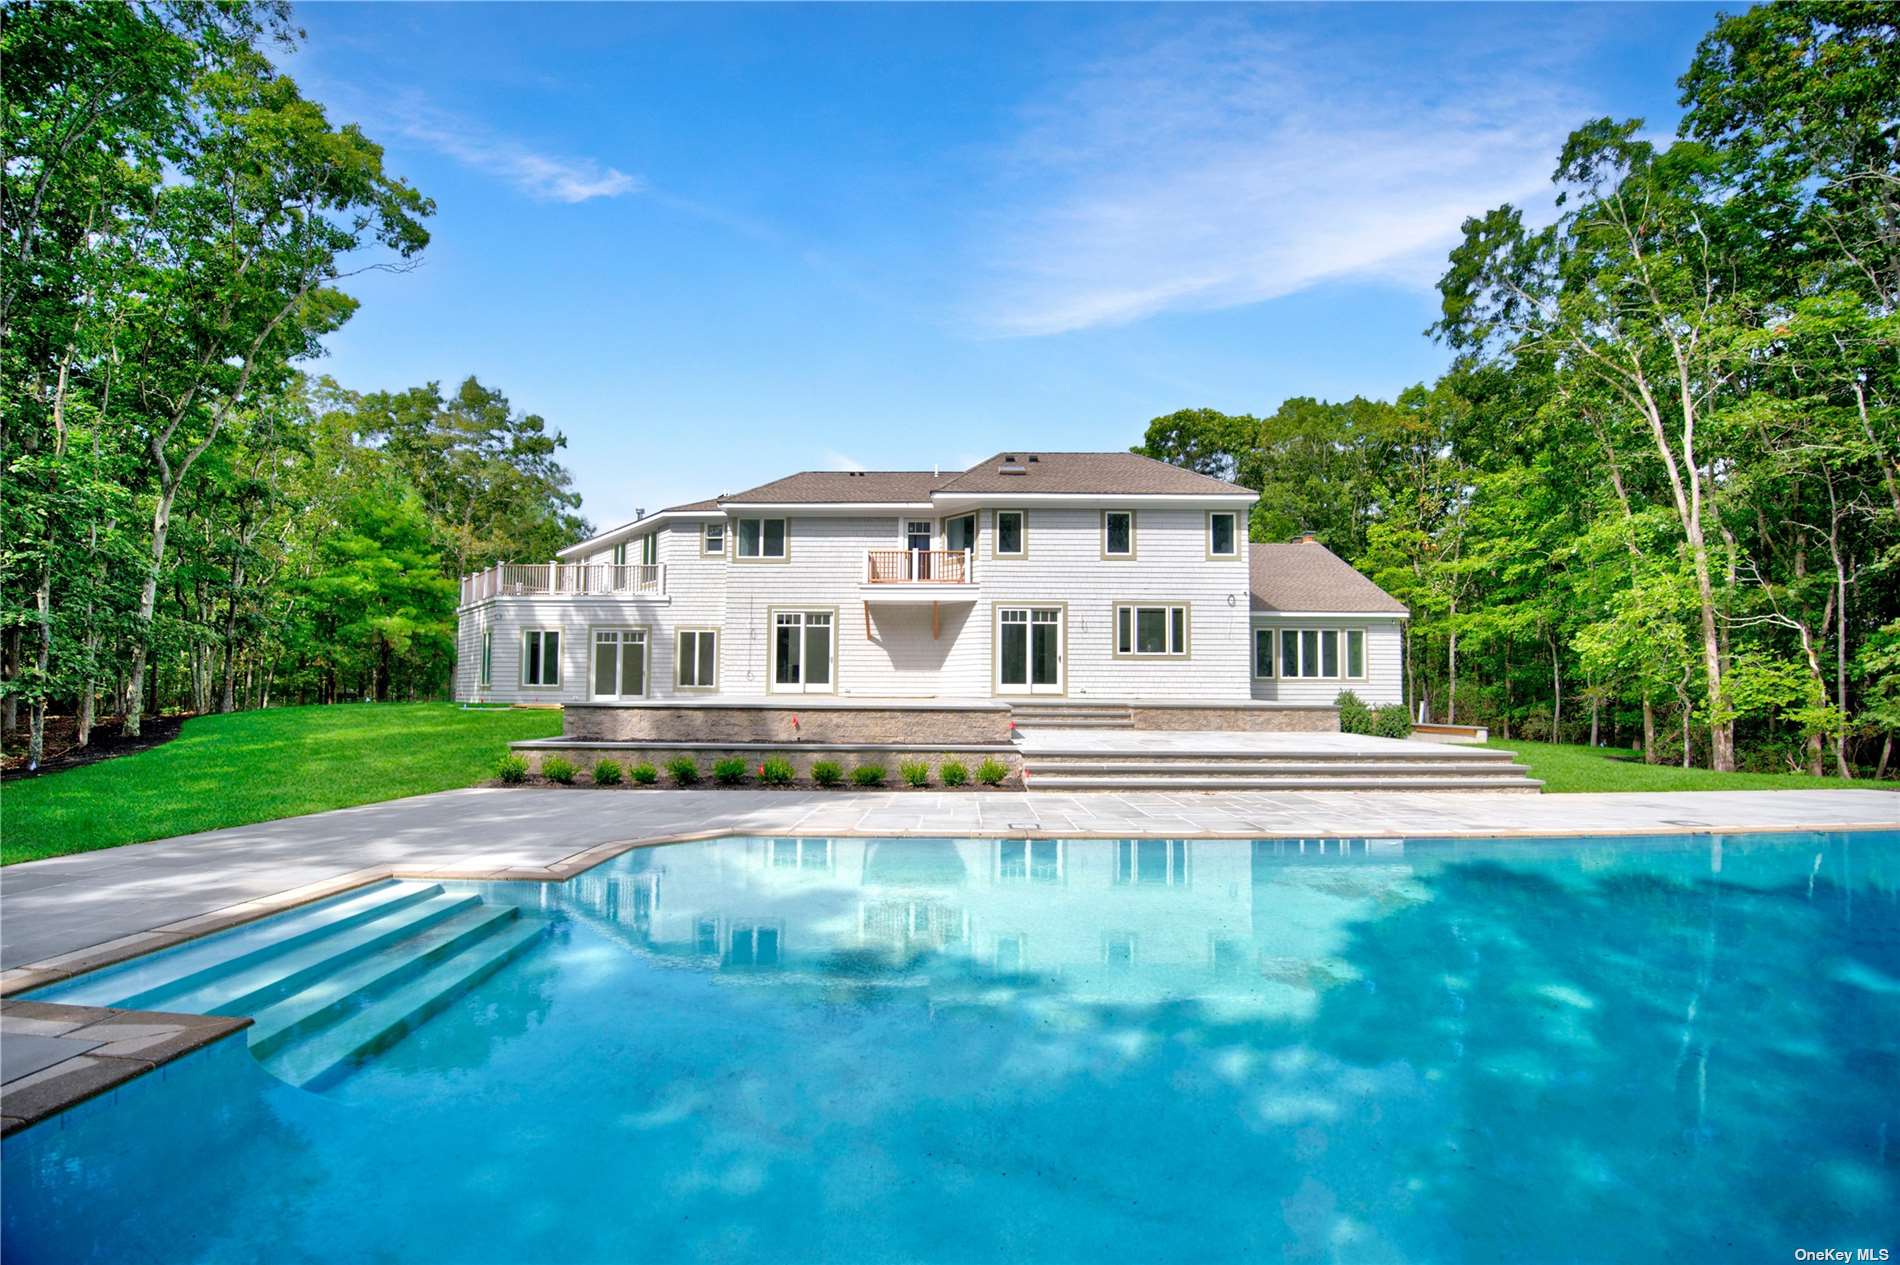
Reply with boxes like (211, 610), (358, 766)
(537, 836), (1422, 1011)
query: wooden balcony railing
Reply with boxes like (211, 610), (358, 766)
(460, 562), (665, 604)
(864, 548), (973, 584)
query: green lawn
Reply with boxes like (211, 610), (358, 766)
(1, 703), (561, 865)
(1482, 738), (1891, 794)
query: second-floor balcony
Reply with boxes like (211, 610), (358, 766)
(460, 562), (666, 605)
(864, 548), (973, 586)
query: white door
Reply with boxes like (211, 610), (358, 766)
(772, 611), (834, 693)
(592, 629), (648, 700)
(997, 607), (1062, 694)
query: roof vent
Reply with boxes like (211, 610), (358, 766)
(999, 463), (1027, 476)
(1027, 455), (1039, 462)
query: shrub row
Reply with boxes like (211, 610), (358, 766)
(1336, 690), (1412, 739)
(500, 752), (1010, 787)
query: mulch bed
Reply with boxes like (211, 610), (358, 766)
(1, 712), (192, 780)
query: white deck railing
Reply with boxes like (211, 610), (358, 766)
(864, 548), (973, 585)
(460, 562), (665, 604)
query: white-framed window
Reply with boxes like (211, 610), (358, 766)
(520, 629), (560, 687)
(994, 509), (1025, 557)
(1274, 627), (1367, 680)
(1253, 627), (1275, 678)
(611, 541), (628, 566)
(771, 609), (834, 693)
(677, 628), (718, 689)
(1114, 603), (1188, 657)
(1114, 838), (1189, 887)
(640, 534), (657, 567)
(591, 628), (648, 699)
(1103, 510), (1135, 558)
(735, 517), (787, 559)
(702, 521), (724, 557)
(479, 626), (493, 688)
(997, 838), (1061, 883)
(1208, 511), (1239, 558)
(945, 513), (976, 554)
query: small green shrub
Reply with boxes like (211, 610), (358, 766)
(975, 757), (1009, 786)
(939, 760), (968, 786)
(712, 757), (749, 786)
(541, 756), (577, 785)
(1372, 704), (1412, 739)
(811, 760), (844, 787)
(758, 757), (796, 786)
(851, 763), (887, 787)
(629, 761), (659, 785)
(1335, 690), (1373, 735)
(666, 756), (701, 786)
(495, 753), (529, 785)
(899, 760), (931, 787)
(591, 758), (624, 786)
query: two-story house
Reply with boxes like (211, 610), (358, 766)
(453, 451), (1407, 728)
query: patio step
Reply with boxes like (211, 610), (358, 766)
(1022, 773), (1543, 792)
(259, 917), (546, 1090)
(32, 880), (448, 1010)
(1022, 760), (1535, 779)
(1023, 748), (1523, 767)
(1010, 704), (1135, 729)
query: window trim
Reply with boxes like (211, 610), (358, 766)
(734, 516), (789, 563)
(589, 625), (650, 701)
(1252, 626), (1275, 679)
(944, 512), (977, 555)
(1112, 601), (1191, 659)
(675, 626), (720, 691)
(991, 509), (1026, 559)
(611, 541), (628, 566)
(1101, 509), (1137, 560)
(700, 521), (725, 558)
(519, 628), (562, 689)
(1207, 511), (1240, 559)
(1262, 623), (1369, 681)
(765, 605), (839, 695)
(478, 625), (493, 689)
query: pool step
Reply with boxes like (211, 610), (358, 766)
(34, 881), (449, 1009)
(260, 917), (546, 1090)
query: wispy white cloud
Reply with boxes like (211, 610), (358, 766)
(386, 93), (641, 204)
(823, 450), (869, 472)
(967, 13), (1595, 336)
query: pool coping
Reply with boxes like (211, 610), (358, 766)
(4, 814), (1895, 1137)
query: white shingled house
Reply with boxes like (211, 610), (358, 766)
(453, 451), (1408, 722)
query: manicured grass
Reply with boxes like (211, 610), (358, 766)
(1, 703), (561, 865)
(1481, 738), (1891, 794)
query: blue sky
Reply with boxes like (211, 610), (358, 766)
(286, 2), (1723, 531)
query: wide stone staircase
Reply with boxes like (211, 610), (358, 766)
(32, 880), (545, 1090)
(1020, 744), (1542, 792)
(1009, 702), (1135, 729)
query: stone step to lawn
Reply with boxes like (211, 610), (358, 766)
(1023, 760), (1536, 779)
(260, 918), (545, 1090)
(1022, 773), (1543, 792)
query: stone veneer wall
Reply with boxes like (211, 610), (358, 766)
(518, 742), (1021, 783)
(1130, 705), (1339, 732)
(563, 704), (1011, 745)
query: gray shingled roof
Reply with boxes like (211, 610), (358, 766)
(935, 451), (1253, 496)
(1250, 542), (1409, 615)
(719, 471), (954, 504)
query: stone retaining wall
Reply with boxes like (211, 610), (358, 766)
(563, 703), (1011, 745)
(1131, 705), (1338, 732)
(516, 741), (1022, 784)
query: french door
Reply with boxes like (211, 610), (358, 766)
(772, 610), (835, 693)
(997, 606), (1062, 694)
(591, 629), (648, 700)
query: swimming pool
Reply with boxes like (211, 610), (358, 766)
(5, 830), (1896, 1263)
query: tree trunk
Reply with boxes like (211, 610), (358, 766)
(1447, 629), (1458, 725)
(1643, 697), (1657, 764)
(123, 483), (180, 738)
(1590, 694), (1600, 748)
(1550, 636), (1561, 740)
(1877, 734), (1892, 781)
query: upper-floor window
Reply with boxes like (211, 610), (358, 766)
(1103, 510), (1135, 559)
(945, 513), (976, 554)
(640, 534), (657, 566)
(521, 629), (560, 687)
(994, 510), (1025, 558)
(611, 541), (627, 566)
(1275, 627), (1367, 680)
(1208, 511), (1239, 558)
(736, 517), (786, 559)
(702, 521), (725, 557)
(1115, 603), (1188, 657)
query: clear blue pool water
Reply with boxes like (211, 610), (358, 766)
(5, 830), (1897, 1264)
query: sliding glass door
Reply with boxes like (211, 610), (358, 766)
(772, 610), (835, 693)
(997, 606), (1062, 694)
(591, 629), (647, 700)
